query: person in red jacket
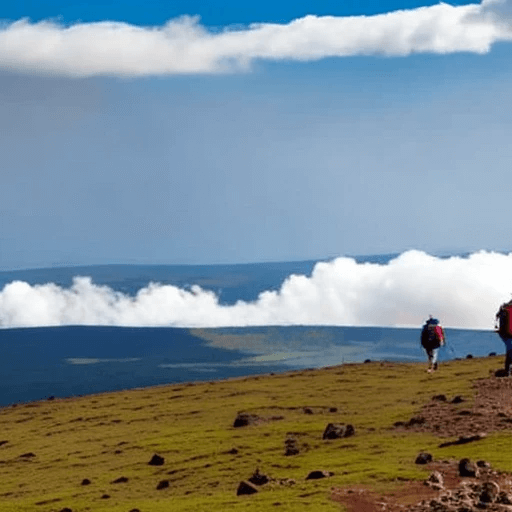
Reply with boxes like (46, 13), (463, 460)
(495, 300), (512, 376)
(420, 316), (445, 373)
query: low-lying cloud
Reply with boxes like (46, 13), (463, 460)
(0, 1), (511, 76)
(1, 250), (511, 330)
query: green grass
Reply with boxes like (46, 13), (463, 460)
(0, 355), (508, 511)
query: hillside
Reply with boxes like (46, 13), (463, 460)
(1, 355), (511, 511)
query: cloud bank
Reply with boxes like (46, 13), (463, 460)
(1, 250), (511, 330)
(0, 1), (511, 76)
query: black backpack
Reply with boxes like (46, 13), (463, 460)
(421, 321), (442, 349)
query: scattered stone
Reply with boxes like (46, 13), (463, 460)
(100, 494), (110, 499)
(303, 407), (313, 415)
(112, 476), (129, 483)
(59, 509), (72, 512)
(0, 440), (8, 447)
(415, 452), (433, 465)
(466, 354), (474, 359)
(489, 352), (497, 357)
(306, 470), (334, 480)
(81, 478), (91, 486)
(248, 469), (270, 486)
(227, 448), (239, 455)
(425, 471), (444, 487)
(428, 498), (449, 511)
(432, 394), (447, 402)
(148, 454), (165, 466)
(439, 434), (486, 448)
(237, 481), (258, 496)
(156, 480), (169, 490)
(47, 396), (55, 401)
(480, 481), (500, 503)
(407, 416), (426, 427)
(497, 491), (512, 505)
(19, 452), (36, 458)
(329, 407), (338, 413)
(477, 460), (491, 468)
(322, 423), (355, 440)
(129, 509), (141, 512)
(459, 458), (479, 478)
(364, 359), (372, 363)
(233, 413), (260, 428)
(284, 436), (300, 456)
(451, 395), (465, 404)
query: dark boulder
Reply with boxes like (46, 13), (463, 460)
(236, 481), (258, 496)
(81, 478), (91, 486)
(451, 396), (465, 404)
(415, 452), (433, 465)
(156, 480), (169, 490)
(407, 416), (426, 427)
(284, 436), (300, 456)
(322, 423), (355, 440)
(19, 452), (36, 458)
(248, 469), (269, 486)
(306, 470), (334, 480)
(480, 481), (500, 503)
(432, 394), (447, 402)
(497, 491), (512, 505)
(458, 458), (479, 477)
(148, 454), (165, 466)
(233, 413), (260, 428)
(111, 476), (129, 484)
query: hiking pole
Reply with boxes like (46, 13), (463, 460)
(444, 340), (457, 358)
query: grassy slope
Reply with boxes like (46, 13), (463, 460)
(0, 356), (508, 512)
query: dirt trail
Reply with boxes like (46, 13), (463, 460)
(332, 375), (512, 512)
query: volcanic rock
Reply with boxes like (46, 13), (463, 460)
(248, 469), (269, 486)
(306, 470), (334, 480)
(284, 436), (300, 456)
(233, 413), (260, 428)
(111, 476), (129, 484)
(156, 480), (169, 490)
(480, 481), (500, 503)
(415, 452), (433, 465)
(322, 423), (355, 440)
(237, 481), (258, 495)
(148, 454), (165, 466)
(459, 458), (479, 478)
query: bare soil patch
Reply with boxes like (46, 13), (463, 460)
(332, 374), (512, 511)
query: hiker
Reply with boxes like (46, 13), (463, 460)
(421, 316), (445, 372)
(495, 300), (512, 375)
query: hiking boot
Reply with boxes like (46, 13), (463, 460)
(433, 363), (438, 371)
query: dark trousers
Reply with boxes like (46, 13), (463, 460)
(499, 334), (512, 374)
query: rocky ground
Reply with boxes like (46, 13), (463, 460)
(332, 373), (512, 512)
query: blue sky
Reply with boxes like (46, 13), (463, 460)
(1, 0), (512, 269)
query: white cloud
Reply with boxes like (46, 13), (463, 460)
(1, 250), (511, 329)
(0, 2), (511, 76)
